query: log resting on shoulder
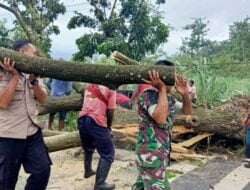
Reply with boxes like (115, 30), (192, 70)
(0, 47), (175, 88)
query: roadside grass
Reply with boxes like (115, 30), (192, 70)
(188, 158), (205, 167)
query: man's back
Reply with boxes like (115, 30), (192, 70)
(48, 79), (72, 96)
(79, 85), (116, 128)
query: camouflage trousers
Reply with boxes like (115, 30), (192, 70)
(132, 164), (171, 190)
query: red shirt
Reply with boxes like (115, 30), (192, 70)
(132, 84), (152, 101)
(79, 85), (116, 127)
(116, 93), (130, 104)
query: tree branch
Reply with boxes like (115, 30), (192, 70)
(0, 2), (47, 57)
(109, 0), (117, 20)
(0, 2), (32, 42)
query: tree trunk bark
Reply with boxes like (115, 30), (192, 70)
(38, 95), (83, 115)
(111, 51), (140, 65)
(44, 129), (135, 152)
(42, 130), (67, 137)
(174, 95), (249, 141)
(0, 47), (175, 88)
(44, 131), (81, 152)
(40, 95), (249, 141)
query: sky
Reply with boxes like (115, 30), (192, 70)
(0, 0), (249, 60)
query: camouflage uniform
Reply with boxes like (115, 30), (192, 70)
(132, 89), (177, 190)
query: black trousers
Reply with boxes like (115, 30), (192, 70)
(78, 116), (115, 162)
(246, 125), (250, 158)
(0, 130), (52, 190)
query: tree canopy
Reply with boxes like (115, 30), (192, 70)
(180, 18), (210, 57)
(0, 0), (66, 54)
(0, 19), (14, 48)
(68, 0), (169, 61)
(228, 17), (250, 62)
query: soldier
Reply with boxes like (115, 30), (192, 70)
(132, 60), (192, 190)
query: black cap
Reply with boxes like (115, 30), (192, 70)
(13, 39), (31, 51)
(155, 60), (174, 66)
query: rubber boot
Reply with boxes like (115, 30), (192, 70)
(94, 158), (115, 190)
(84, 153), (96, 178)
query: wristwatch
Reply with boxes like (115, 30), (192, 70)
(30, 79), (39, 86)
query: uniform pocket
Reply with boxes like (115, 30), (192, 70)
(0, 155), (5, 182)
(12, 82), (25, 101)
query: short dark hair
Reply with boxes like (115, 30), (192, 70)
(155, 60), (174, 66)
(189, 80), (194, 85)
(13, 39), (31, 51)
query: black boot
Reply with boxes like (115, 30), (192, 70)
(94, 158), (115, 190)
(84, 153), (96, 178)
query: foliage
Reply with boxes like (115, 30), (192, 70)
(194, 59), (230, 104)
(189, 158), (204, 167)
(180, 18), (210, 57)
(46, 111), (78, 132)
(2, 0), (66, 53)
(176, 16), (250, 105)
(172, 56), (250, 105)
(64, 111), (78, 132)
(84, 53), (116, 65)
(227, 17), (250, 62)
(180, 16), (250, 63)
(0, 19), (15, 48)
(166, 171), (176, 179)
(68, 0), (169, 61)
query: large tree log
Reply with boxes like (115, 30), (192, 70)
(44, 129), (135, 152)
(37, 94), (132, 115)
(43, 96), (249, 153)
(38, 95), (83, 115)
(44, 128), (194, 155)
(39, 95), (249, 141)
(0, 47), (175, 88)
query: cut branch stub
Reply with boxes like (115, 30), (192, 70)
(0, 47), (175, 88)
(111, 51), (140, 65)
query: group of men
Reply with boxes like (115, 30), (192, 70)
(0, 39), (247, 190)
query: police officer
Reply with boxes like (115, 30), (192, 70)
(0, 40), (51, 190)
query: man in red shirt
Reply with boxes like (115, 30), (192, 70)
(116, 92), (132, 109)
(78, 84), (116, 190)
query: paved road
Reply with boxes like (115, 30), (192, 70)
(171, 158), (250, 190)
(15, 149), (250, 190)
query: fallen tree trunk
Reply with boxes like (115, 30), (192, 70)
(45, 131), (81, 152)
(39, 95), (248, 141)
(42, 130), (67, 137)
(188, 109), (244, 141)
(0, 47), (175, 88)
(43, 129), (194, 155)
(38, 95), (83, 115)
(37, 94), (131, 115)
(44, 129), (135, 152)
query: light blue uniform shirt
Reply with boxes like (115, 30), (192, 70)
(47, 79), (72, 97)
